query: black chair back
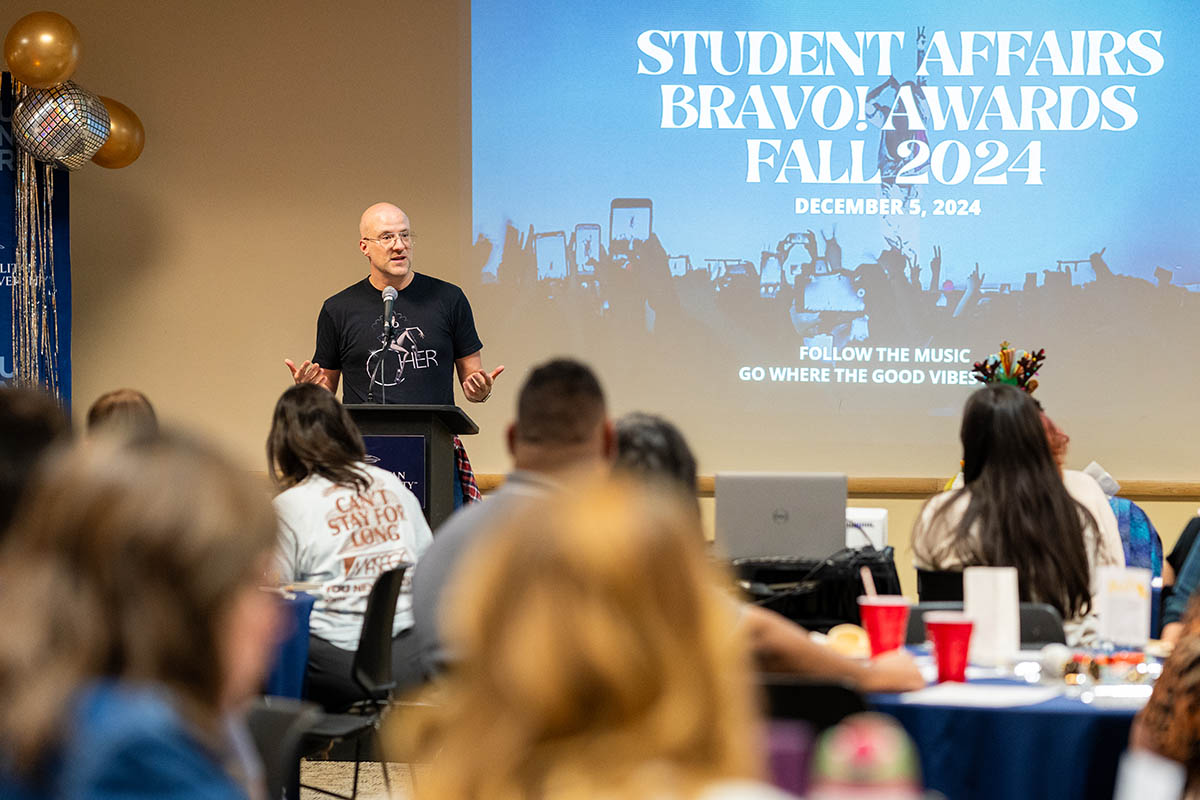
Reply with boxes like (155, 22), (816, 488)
(916, 568), (964, 602)
(758, 675), (867, 733)
(905, 601), (1067, 648)
(351, 565), (410, 698)
(905, 601), (962, 645)
(299, 567), (409, 800)
(246, 696), (322, 800)
(1019, 603), (1066, 647)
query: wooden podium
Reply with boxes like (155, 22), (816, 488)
(344, 404), (478, 529)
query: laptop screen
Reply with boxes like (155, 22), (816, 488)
(714, 472), (848, 561)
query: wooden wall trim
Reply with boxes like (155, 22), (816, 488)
(475, 474), (1200, 501)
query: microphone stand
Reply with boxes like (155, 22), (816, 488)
(370, 288), (397, 404)
(368, 323), (394, 404)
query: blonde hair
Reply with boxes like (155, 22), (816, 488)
(395, 479), (762, 799)
(0, 431), (278, 773)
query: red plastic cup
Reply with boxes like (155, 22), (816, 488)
(857, 596), (910, 656)
(925, 611), (974, 683)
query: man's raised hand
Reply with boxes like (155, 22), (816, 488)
(285, 359), (332, 392)
(462, 365), (505, 402)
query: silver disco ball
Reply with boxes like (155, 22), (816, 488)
(12, 81), (110, 171)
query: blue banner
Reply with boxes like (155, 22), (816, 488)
(1, 72), (72, 403)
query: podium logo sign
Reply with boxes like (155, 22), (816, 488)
(362, 434), (426, 508)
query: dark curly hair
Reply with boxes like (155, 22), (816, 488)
(614, 413), (698, 497)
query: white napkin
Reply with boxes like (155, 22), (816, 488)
(900, 683), (1059, 707)
(965, 566), (1020, 666)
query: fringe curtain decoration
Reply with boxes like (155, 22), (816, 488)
(11, 79), (62, 398)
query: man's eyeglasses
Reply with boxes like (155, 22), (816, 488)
(363, 232), (414, 246)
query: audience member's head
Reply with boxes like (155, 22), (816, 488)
(395, 479), (758, 798)
(809, 713), (924, 799)
(0, 385), (69, 535)
(614, 412), (698, 497)
(507, 358), (613, 473)
(0, 431), (280, 775)
(85, 388), (158, 436)
(1133, 598), (1200, 791)
(925, 383), (1094, 620)
(961, 383), (1061, 486)
(1040, 412), (1070, 470)
(267, 383), (369, 493)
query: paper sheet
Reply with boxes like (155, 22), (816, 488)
(1096, 566), (1152, 647)
(900, 682), (1060, 707)
(1080, 684), (1153, 709)
(914, 656), (1018, 683)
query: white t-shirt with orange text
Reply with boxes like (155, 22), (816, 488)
(274, 464), (432, 650)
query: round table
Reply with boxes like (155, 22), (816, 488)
(870, 677), (1140, 800)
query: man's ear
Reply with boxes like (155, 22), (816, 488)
(359, 238), (370, 257)
(506, 422), (518, 458)
(601, 419), (617, 462)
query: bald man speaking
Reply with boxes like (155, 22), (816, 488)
(287, 203), (503, 407)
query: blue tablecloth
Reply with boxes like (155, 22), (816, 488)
(870, 679), (1136, 800)
(264, 592), (315, 698)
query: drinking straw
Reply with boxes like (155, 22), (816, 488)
(860, 565), (877, 596)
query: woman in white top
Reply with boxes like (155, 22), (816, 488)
(268, 384), (433, 710)
(912, 384), (1123, 646)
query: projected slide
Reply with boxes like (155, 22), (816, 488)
(470, 1), (1198, 471)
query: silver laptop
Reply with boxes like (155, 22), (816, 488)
(714, 472), (848, 560)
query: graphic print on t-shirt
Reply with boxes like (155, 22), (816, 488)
(314, 274), (483, 404)
(325, 486), (415, 597)
(364, 309), (440, 390)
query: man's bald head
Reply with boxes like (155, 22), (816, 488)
(358, 203), (415, 289)
(359, 203), (409, 238)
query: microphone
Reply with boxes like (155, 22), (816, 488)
(381, 286), (398, 339)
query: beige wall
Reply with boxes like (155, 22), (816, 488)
(47, 0), (485, 468)
(13, 2), (1197, 579)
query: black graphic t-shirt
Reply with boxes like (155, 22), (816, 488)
(313, 273), (483, 405)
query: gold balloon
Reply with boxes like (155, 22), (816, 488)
(91, 96), (144, 169)
(3, 12), (81, 89)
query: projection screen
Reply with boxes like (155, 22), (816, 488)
(469, 1), (1198, 478)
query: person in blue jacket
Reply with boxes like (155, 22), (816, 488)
(0, 430), (282, 799)
(1162, 531), (1200, 644)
